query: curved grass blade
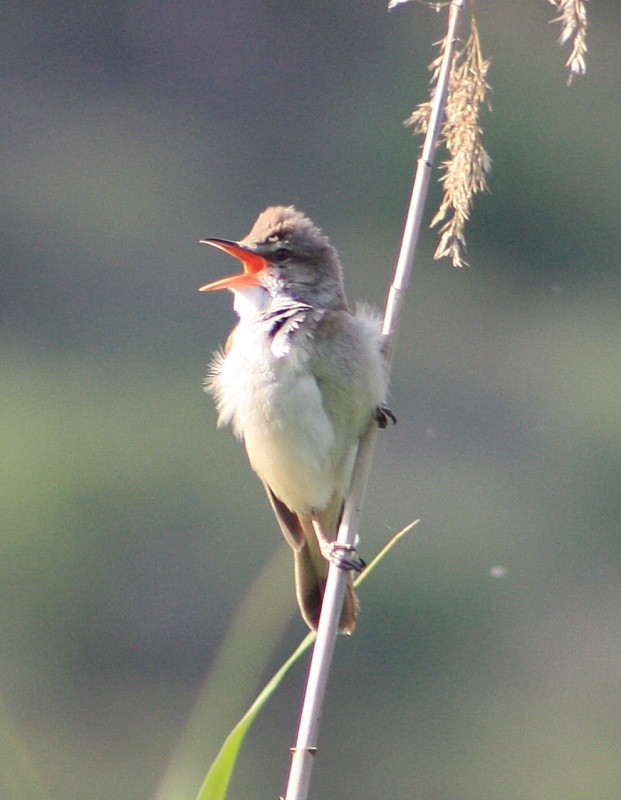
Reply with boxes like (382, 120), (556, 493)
(195, 519), (419, 800)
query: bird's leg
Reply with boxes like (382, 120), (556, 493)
(311, 514), (366, 573)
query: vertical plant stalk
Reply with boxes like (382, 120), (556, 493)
(282, 3), (466, 800)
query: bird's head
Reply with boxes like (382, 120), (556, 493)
(200, 206), (347, 311)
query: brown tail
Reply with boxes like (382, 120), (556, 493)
(263, 483), (358, 633)
(293, 542), (358, 634)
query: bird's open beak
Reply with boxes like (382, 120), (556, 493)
(199, 238), (269, 292)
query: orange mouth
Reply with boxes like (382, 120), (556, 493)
(199, 239), (268, 292)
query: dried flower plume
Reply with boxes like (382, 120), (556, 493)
(407, 14), (491, 267)
(548, 0), (588, 84)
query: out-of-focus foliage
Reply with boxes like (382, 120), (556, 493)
(2, 2), (620, 800)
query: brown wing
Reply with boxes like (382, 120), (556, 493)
(263, 482), (305, 550)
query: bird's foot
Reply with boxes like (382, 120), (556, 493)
(375, 404), (397, 429)
(328, 542), (366, 573)
(311, 515), (366, 572)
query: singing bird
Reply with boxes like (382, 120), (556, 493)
(200, 206), (389, 633)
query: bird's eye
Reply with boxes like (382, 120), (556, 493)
(273, 247), (290, 263)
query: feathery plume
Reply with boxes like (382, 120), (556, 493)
(548, 0), (589, 84)
(407, 14), (491, 267)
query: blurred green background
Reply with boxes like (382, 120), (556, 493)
(2, 1), (621, 799)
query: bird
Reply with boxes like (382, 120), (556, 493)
(200, 206), (390, 633)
